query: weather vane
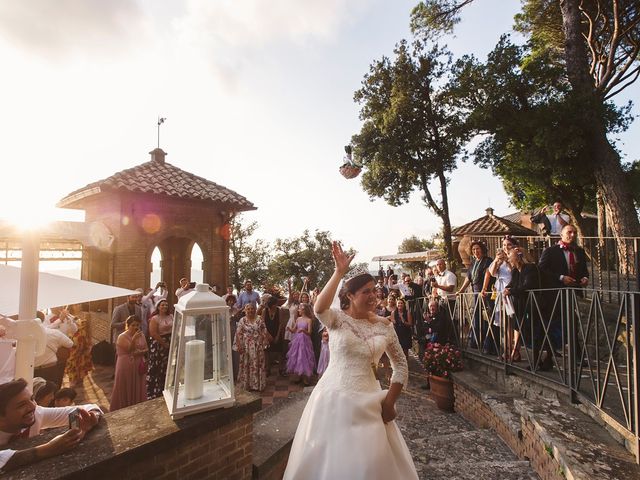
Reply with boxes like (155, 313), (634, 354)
(157, 116), (166, 148)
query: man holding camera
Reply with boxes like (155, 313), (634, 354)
(0, 378), (101, 472)
(175, 278), (195, 300)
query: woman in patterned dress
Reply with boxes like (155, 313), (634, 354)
(233, 303), (268, 392)
(64, 316), (93, 388)
(146, 299), (173, 399)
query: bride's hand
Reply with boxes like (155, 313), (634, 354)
(381, 399), (397, 423)
(332, 241), (355, 276)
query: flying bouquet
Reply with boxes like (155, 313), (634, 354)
(339, 145), (362, 179)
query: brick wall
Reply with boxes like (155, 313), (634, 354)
(454, 382), (565, 480)
(119, 415), (254, 480)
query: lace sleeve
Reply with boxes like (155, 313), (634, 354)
(315, 308), (343, 330)
(385, 323), (409, 387)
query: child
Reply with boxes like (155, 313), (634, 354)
(316, 328), (329, 377)
(286, 303), (316, 386)
(54, 387), (77, 407)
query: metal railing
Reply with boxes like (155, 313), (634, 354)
(408, 289), (640, 463)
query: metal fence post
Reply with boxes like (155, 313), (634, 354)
(566, 288), (577, 403)
(633, 239), (640, 464)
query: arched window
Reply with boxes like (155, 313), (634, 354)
(190, 242), (204, 284)
(150, 246), (162, 287)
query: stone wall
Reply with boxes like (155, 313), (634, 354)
(452, 369), (640, 480)
(453, 382), (565, 480)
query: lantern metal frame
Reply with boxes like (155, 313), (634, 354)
(163, 284), (235, 419)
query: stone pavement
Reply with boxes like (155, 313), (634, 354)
(395, 354), (539, 480)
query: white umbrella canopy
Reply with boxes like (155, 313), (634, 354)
(0, 264), (137, 316)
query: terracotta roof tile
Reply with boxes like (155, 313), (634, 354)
(452, 211), (537, 236)
(58, 154), (255, 211)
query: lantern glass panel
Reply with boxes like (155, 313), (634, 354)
(165, 309), (183, 392)
(213, 312), (231, 389)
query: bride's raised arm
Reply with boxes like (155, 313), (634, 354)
(314, 241), (355, 314)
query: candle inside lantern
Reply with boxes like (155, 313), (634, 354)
(184, 339), (205, 400)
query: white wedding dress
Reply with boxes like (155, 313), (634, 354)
(283, 308), (419, 480)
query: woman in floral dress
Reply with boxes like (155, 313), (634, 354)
(233, 303), (268, 392)
(64, 316), (93, 387)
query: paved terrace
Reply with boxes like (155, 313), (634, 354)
(73, 355), (537, 479)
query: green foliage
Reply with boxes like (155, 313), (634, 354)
(229, 218), (361, 292)
(352, 40), (468, 261)
(625, 160), (640, 209)
(397, 235), (435, 272)
(448, 35), (603, 219)
(228, 215), (271, 290)
(410, 0), (473, 40)
(268, 229), (347, 291)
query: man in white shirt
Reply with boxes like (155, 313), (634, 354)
(35, 328), (73, 369)
(0, 378), (101, 472)
(531, 200), (571, 236)
(432, 259), (457, 302)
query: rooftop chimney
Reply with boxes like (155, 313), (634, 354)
(486, 207), (494, 216)
(149, 148), (167, 164)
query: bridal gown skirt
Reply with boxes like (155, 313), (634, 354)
(283, 382), (419, 480)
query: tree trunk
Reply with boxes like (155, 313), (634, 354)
(559, 0), (640, 276)
(437, 170), (454, 265)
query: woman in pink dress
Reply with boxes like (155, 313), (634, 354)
(110, 315), (148, 411)
(286, 303), (316, 385)
(233, 304), (269, 392)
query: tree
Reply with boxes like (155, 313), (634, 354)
(268, 230), (343, 291)
(410, 0), (640, 245)
(228, 215), (271, 291)
(446, 36), (623, 237)
(351, 40), (468, 263)
(397, 235), (435, 272)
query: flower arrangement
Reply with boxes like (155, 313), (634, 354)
(339, 145), (362, 179)
(423, 343), (463, 378)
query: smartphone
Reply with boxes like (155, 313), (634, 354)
(68, 408), (81, 430)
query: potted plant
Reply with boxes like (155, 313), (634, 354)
(423, 343), (463, 411)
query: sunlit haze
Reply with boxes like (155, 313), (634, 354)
(1, 0), (638, 271)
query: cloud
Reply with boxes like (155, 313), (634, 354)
(172, 0), (371, 89)
(0, 0), (146, 56)
(175, 0), (368, 47)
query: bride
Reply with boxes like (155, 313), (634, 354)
(283, 242), (418, 479)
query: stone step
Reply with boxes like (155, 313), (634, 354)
(422, 429), (524, 464)
(422, 459), (539, 480)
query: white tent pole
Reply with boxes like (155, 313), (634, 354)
(15, 233), (40, 389)
(18, 234), (39, 319)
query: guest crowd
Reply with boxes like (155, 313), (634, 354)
(0, 200), (590, 473)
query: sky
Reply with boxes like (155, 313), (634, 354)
(0, 0), (638, 272)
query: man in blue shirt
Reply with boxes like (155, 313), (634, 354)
(235, 279), (260, 310)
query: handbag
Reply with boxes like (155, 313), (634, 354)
(138, 357), (147, 375)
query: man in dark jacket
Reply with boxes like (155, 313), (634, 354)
(538, 224), (589, 368)
(538, 224), (589, 289)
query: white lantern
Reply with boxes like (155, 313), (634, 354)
(163, 283), (235, 419)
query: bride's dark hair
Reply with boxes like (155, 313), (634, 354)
(339, 273), (375, 310)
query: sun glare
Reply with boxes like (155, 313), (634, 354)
(1, 202), (57, 231)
